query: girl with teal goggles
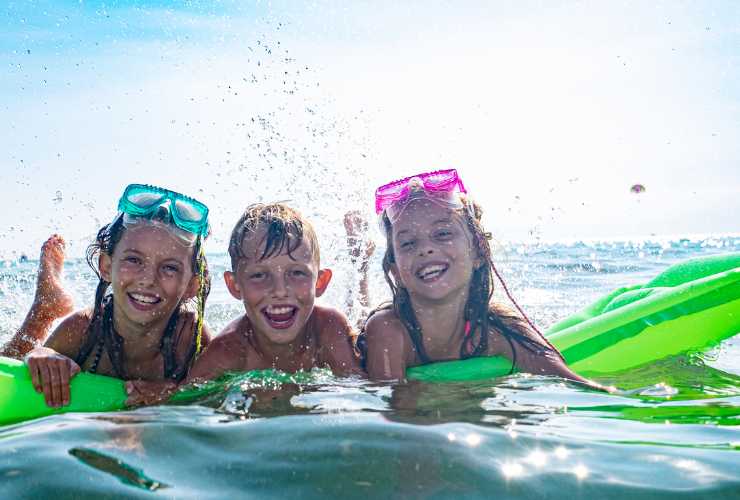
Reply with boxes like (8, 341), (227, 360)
(118, 184), (210, 238)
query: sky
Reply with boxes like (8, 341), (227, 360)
(0, 0), (738, 261)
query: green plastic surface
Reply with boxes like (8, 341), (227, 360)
(0, 356), (126, 425)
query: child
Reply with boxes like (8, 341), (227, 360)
(186, 202), (362, 382)
(3, 184), (213, 407)
(363, 169), (603, 387)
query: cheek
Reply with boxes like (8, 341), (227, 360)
(294, 280), (316, 301)
(241, 286), (263, 306)
(394, 255), (415, 277)
(112, 264), (135, 282)
(161, 273), (186, 291)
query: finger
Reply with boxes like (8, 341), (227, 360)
(59, 363), (71, 406)
(28, 360), (43, 393)
(125, 381), (138, 396)
(125, 381), (143, 407)
(49, 360), (63, 408)
(69, 360), (81, 377)
(40, 363), (55, 407)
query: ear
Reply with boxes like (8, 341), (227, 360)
(182, 274), (200, 301)
(224, 270), (242, 300)
(315, 268), (332, 298)
(98, 253), (112, 282)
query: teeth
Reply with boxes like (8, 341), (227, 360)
(266, 306), (295, 315)
(130, 293), (159, 304)
(417, 264), (447, 278)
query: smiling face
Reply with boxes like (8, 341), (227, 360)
(99, 224), (197, 331)
(224, 224), (331, 348)
(389, 198), (479, 303)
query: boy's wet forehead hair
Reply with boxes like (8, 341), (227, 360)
(228, 203), (320, 271)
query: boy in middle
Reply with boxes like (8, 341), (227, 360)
(187, 203), (364, 382)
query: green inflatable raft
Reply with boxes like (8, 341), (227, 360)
(2, 253), (739, 425)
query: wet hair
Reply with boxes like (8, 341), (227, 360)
(75, 209), (211, 382)
(378, 196), (564, 370)
(228, 203), (320, 271)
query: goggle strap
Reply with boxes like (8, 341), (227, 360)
(490, 261), (565, 362)
(195, 241), (206, 355)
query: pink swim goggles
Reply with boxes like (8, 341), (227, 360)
(375, 169), (469, 223)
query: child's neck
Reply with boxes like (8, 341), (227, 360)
(112, 310), (168, 362)
(410, 288), (470, 361)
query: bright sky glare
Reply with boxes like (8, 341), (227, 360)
(1, 0), (738, 260)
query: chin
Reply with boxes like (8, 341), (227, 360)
(410, 283), (463, 302)
(263, 330), (303, 346)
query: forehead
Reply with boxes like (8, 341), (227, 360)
(116, 225), (193, 260)
(391, 198), (462, 234)
(239, 224), (316, 266)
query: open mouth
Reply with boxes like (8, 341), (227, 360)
(415, 262), (449, 282)
(127, 291), (162, 310)
(261, 305), (299, 330)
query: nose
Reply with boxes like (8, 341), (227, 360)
(137, 263), (156, 286)
(417, 240), (435, 257)
(271, 275), (289, 298)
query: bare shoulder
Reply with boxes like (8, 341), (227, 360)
(312, 305), (352, 338)
(175, 309), (213, 346)
(208, 315), (252, 356)
(173, 309), (214, 368)
(365, 309), (406, 344)
(311, 306), (363, 376)
(364, 309), (410, 380)
(186, 315), (251, 382)
(44, 308), (93, 357)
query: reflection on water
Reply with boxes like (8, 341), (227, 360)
(1, 368), (738, 499)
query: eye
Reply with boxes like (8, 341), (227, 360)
(398, 239), (415, 250)
(248, 271), (267, 281)
(289, 269), (308, 278)
(434, 228), (454, 239)
(123, 255), (141, 265)
(162, 264), (181, 275)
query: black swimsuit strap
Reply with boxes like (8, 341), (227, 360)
(77, 296), (194, 382)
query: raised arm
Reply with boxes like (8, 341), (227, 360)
(343, 211), (375, 326)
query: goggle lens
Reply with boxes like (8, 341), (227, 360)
(128, 191), (166, 209)
(174, 198), (205, 223)
(375, 169), (466, 215)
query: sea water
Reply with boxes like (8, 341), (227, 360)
(1, 236), (739, 499)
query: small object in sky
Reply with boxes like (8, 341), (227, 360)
(630, 184), (645, 194)
(53, 190), (63, 203)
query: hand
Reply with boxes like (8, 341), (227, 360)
(344, 211), (376, 264)
(125, 379), (177, 407)
(26, 347), (81, 408)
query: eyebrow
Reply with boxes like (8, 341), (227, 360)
(396, 218), (455, 236)
(120, 248), (186, 264)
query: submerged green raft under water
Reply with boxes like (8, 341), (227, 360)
(1, 253), (739, 425)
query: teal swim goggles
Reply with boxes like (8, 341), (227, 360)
(117, 184), (210, 240)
